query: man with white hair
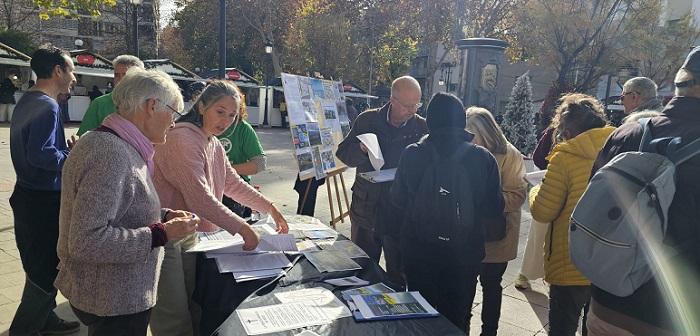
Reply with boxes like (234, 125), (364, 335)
(620, 76), (663, 114)
(336, 75), (428, 286)
(587, 47), (700, 335)
(77, 54), (145, 135)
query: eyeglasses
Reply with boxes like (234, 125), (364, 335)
(391, 96), (423, 111)
(156, 98), (185, 120)
(620, 91), (637, 101)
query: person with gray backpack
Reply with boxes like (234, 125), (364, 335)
(579, 47), (700, 336)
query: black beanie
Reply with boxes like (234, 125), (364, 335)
(426, 92), (466, 131)
(677, 46), (700, 87)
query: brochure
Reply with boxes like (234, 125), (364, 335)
(350, 292), (440, 321)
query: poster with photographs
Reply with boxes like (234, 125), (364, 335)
(282, 73), (349, 180)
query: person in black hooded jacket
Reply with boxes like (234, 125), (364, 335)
(391, 92), (504, 332)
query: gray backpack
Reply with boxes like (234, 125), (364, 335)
(570, 119), (700, 297)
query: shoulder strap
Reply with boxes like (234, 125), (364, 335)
(638, 118), (654, 152)
(669, 136), (700, 165)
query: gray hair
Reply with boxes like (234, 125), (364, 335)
(465, 106), (508, 155)
(112, 69), (183, 117)
(623, 77), (658, 101)
(112, 54), (144, 69)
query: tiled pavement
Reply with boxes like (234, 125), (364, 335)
(0, 124), (573, 335)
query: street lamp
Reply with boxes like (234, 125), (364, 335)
(74, 39), (84, 50)
(130, 0), (142, 58)
(262, 42), (273, 127)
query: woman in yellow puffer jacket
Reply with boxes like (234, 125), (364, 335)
(529, 93), (615, 336)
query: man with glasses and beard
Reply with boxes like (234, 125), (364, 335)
(336, 75), (427, 287)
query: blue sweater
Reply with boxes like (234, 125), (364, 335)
(10, 91), (69, 191)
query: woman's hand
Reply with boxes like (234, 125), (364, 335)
(165, 209), (194, 222)
(239, 224), (260, 251)
(164, 215), (199, 241)
(269, 206), (289, 234)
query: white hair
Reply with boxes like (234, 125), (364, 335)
(112, 54), (144, 69)
(112, 69), (183, 117)
(623, 77), (658, 101)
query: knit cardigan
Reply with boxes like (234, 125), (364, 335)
(55, 131), (163, 316)
(153, 123), (274, 234)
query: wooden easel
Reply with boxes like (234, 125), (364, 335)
(299, 167), (350, 229)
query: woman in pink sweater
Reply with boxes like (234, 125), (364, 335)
(150, 80), (288, 335)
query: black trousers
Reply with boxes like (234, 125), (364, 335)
(549, 285), (590, 336)
(222, 195), (252, 218)
(350, 224), (403, 288)
(293, 175), (325, 216)
(9, 186), (61, 335)
(72, 305), (150, 336)
(405, 259), (480, 333)
(479, 262), (508, 336)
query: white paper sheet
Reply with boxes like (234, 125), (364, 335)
(187, 230), (244, 253)
(357, 133), (384, 171)
(525, 170), (546, 186)
(204, 234), (298, 254)
(274, 288), (352, 320)
(296, 240), (320, 253)
(232, 268), (286, 282)
(211, 253), (292, 273)
(323, 276), (370, 287)
(359, 168), (397, 183)
(237, 302), (330, 335)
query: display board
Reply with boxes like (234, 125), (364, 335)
(282, 73), (351, 181)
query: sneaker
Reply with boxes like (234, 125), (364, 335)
(40, 318), (81, 335)
(514, 274), (530, 290)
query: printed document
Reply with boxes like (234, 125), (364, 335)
(359, 168), (397, 183)
(274, 288), (352, 319)
(204, 234), (298, 254)
(237, 302), (330, 335)
(211, 252), (292, 273)
(357, 133), (384, 170)
(324, 276), (370, 287)
(187, 230), (244, 253)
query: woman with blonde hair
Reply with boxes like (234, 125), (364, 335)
(530, 93), (615, 335)
(466, 107), (527, 336)
(150, 80), (288, 335)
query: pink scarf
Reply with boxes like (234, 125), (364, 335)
(101, 113), (155, 175)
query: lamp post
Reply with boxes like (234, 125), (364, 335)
(262, 42), (273, 127)
(74, 39), (84, 50)
(130, 0), (142, 58)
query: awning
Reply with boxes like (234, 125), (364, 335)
(0, 58), (30, 67)
(345, 92), (378, 99)
(73, 66), (114, 78)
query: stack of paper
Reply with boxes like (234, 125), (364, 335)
(204, 234), (298, 254)
(348, 292), (440, 321)
(359, 168), (397, 183)
(303, 250), (362, 273)
(207, 252), (292, 282)
(188, 230), (244, 253)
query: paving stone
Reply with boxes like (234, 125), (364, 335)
(498, 294), (549, 332)
(503, 279), (550, 309)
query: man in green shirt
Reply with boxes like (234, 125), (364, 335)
(76, 55), (144, 135)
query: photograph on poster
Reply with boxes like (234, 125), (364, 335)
(298, 77), (311, 99)
(323, 103), (337, 120)
(292, 124), (310, 149)
(321, 147), (336, 171)
(306, 122), (322, 146)
(341, 122), (351, 138)
(336, 101), (349, 123)
(311, 147), (326, 179)
(323, 82), (337, 100)
(311, 79), (325, 99)
(296, 149), (314, 173)
(320, 128), (334, 145)
(301, 101), (318, 122)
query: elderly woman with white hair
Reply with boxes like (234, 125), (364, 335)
(54, 69), (199, 334)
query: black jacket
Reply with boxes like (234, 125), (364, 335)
(336, 103), (427, 234)
(390, 129), (504, 266)
(591, 96), (700, 331)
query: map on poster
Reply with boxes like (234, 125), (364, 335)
(282, 73), (350, 180)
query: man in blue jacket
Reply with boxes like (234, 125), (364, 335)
(9, 45), (80, 336)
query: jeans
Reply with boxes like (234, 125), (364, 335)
(549, 285), (590, 336)
(479, 262), (508, 336)
(72, 305), (151, 336)
(9, 186), (60, 335)
(405, 259), (480, 333)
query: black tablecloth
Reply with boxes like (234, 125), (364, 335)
(193, 239), (465, 336)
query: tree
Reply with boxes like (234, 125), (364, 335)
(502, 72), (536, 154)
(0, 0), (38, 31)
(0, 29), (36, 54)
(517, 0), (631, 131)
(32, 0), (116, 19)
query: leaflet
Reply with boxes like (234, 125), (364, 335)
(340, 283), (395, 301)
(237, 302), (330, 335)
(274, 288), (352, 320)
(350, 292), (440, 321)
